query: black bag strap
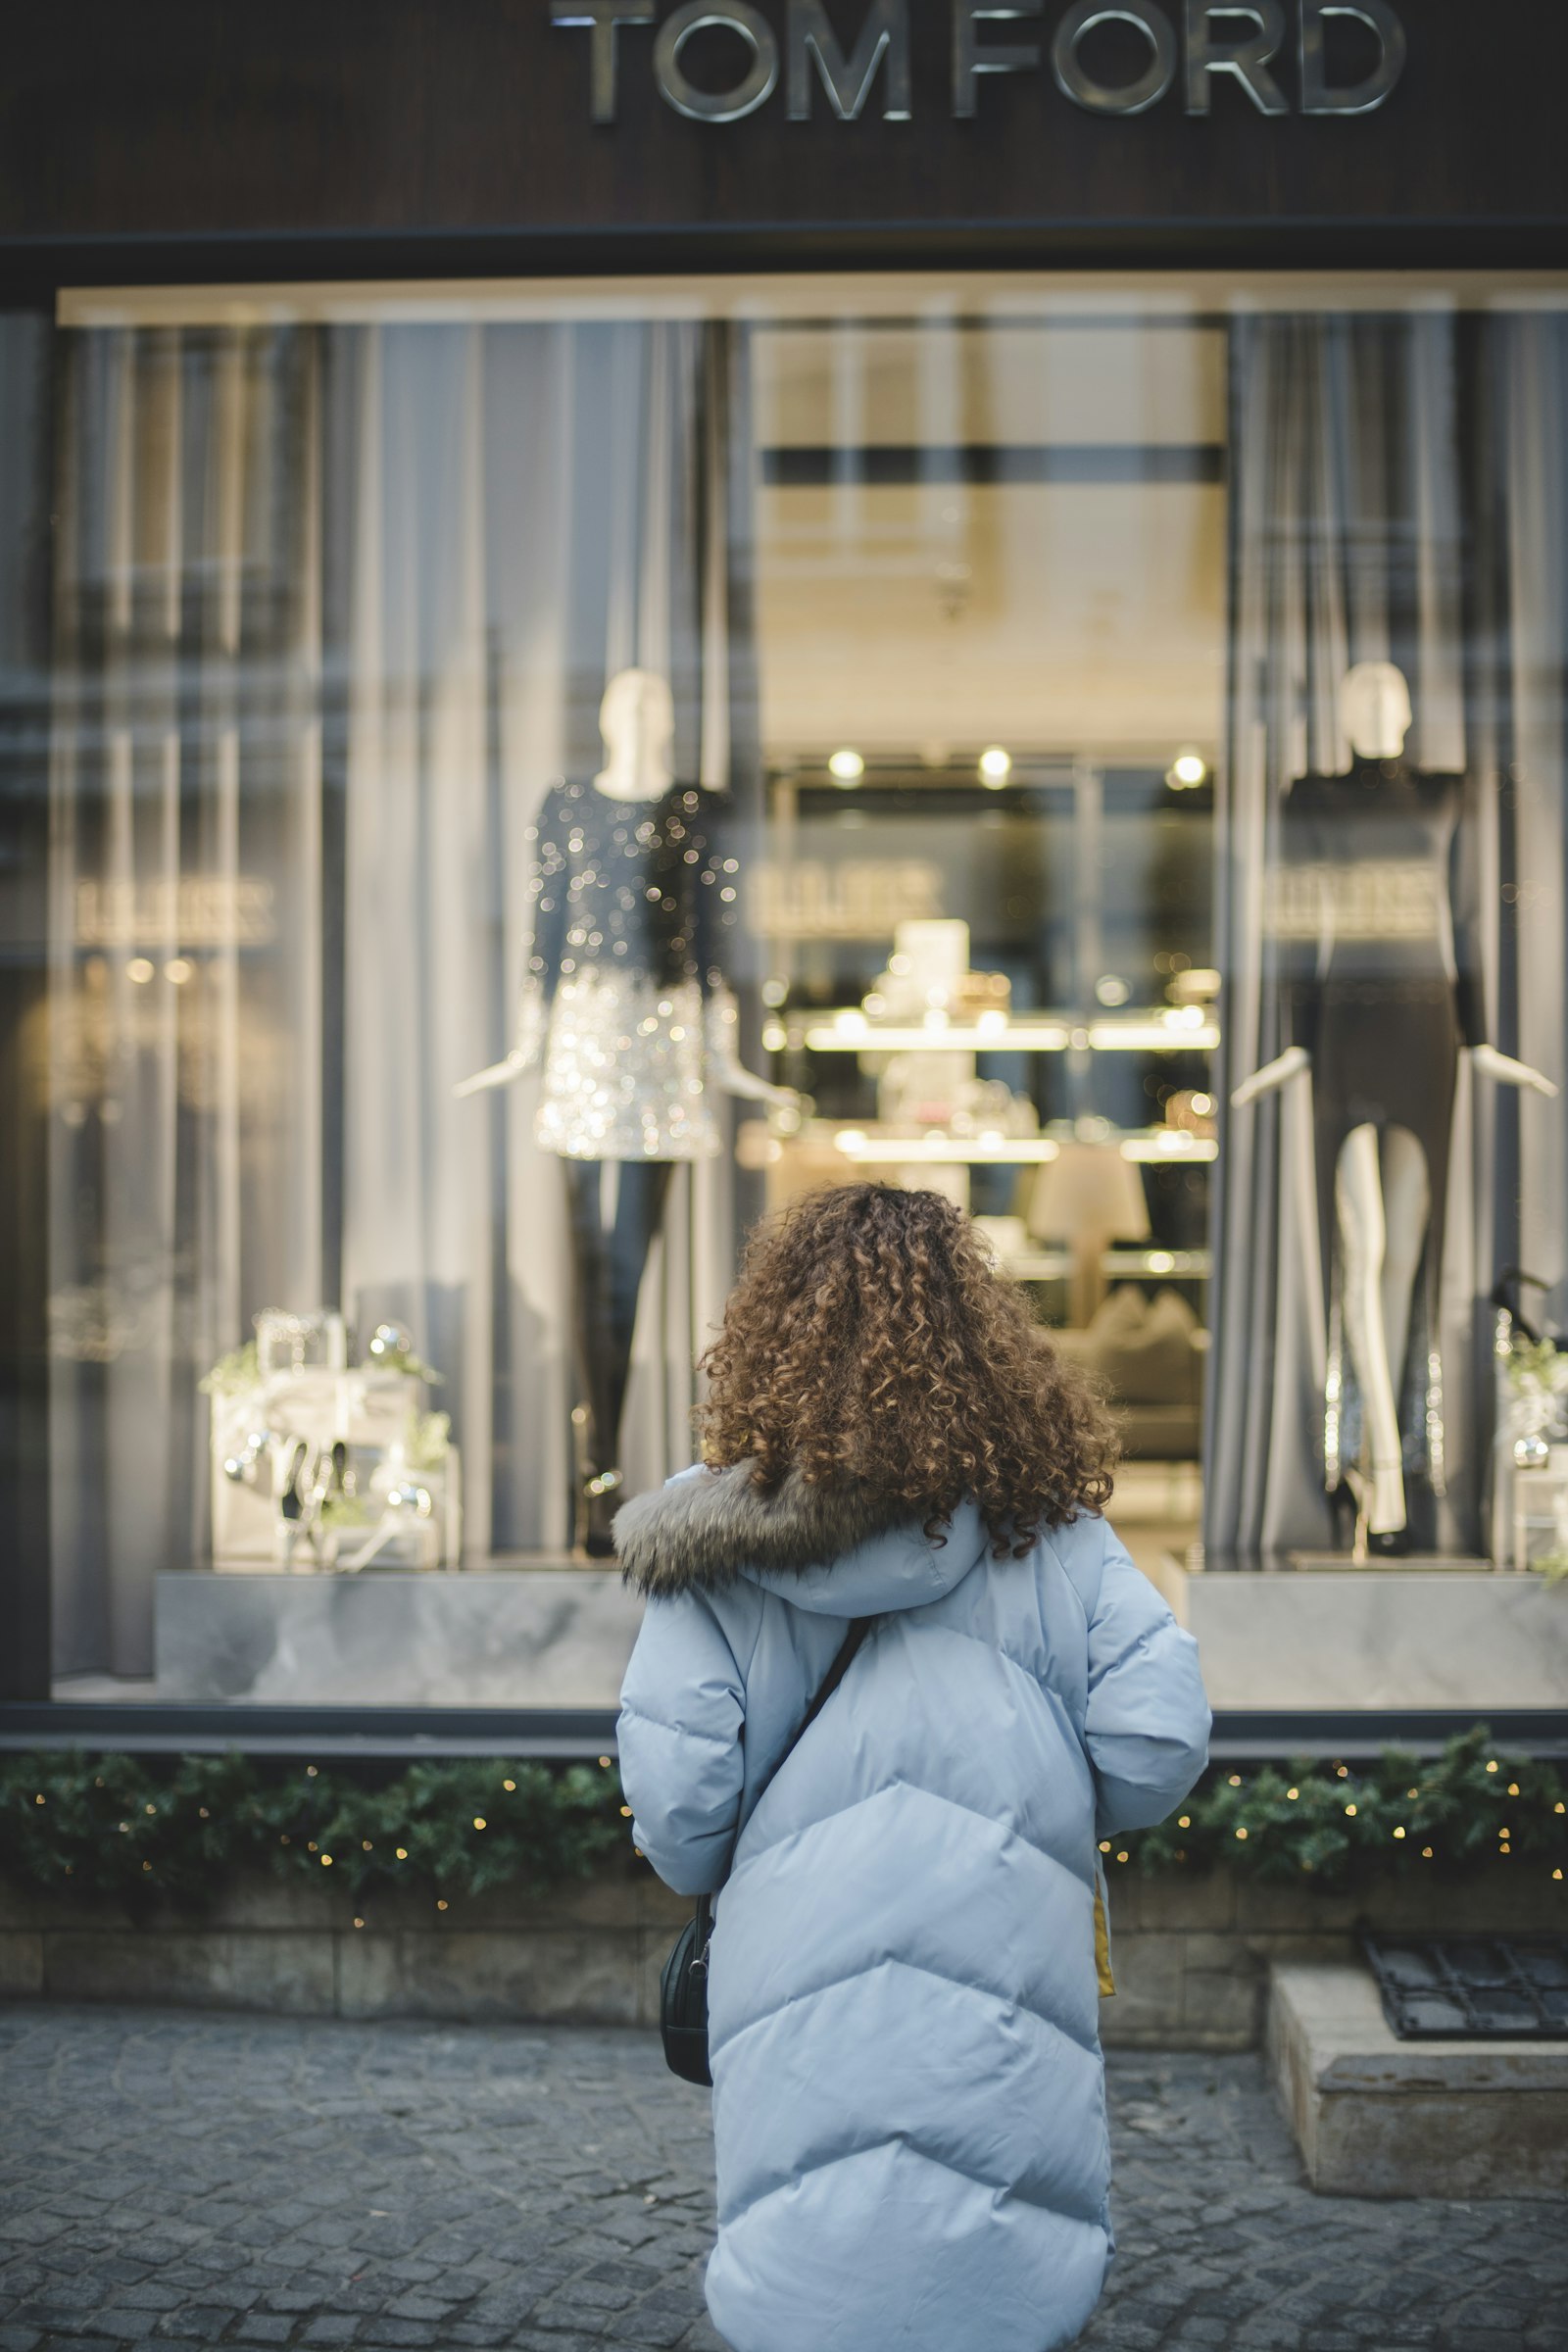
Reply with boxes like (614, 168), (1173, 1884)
(704, 1613), (874, 1932)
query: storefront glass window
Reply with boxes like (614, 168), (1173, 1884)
(5, 277), (1566, 1709)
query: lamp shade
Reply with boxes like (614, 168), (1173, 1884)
(1027, 1142), (1151, 1245)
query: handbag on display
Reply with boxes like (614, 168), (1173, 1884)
(659, 1613), (875, 2086)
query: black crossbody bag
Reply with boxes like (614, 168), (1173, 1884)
(659, 1613), (874, 2086)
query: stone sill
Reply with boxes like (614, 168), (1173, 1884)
(2, 1862), (1558, 2047)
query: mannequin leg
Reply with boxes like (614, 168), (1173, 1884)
(1335, 1124), (1406, 1540)
(1376, 1126), (1432, 1421)
(562, 1157), (673, 1554)
(564, 1160), (618, 1466)
(603, 1159), (674, 1459)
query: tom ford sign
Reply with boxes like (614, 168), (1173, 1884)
(552, 0), (1405, 123)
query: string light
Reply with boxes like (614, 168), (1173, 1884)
(1177, 1816), (1191, 1829)
(307, 1765), (318, 1778)
(353, 1917), (366, 1930)
(472, 1817), (487, 1832)
(502, 1779), (516, 1792)
(1115, 1850), (1129, 1863)
(1287, 1788), (1299, 1801)
(1099, 1839), (1112, 1853)
(1507, 1783), (1520, 1796)
(1393, 1827), (1405, 1839)
(1235, 1828), (1249, 1841)
(33, 1794), (44, 1807)
(395, 1847), (408, 1861)
(436, 1898), (449, 1912)
(319, 1854), (333, 1868)
(1485, 1760), (1499, 1774)
(1422, 1846), (1433, 1859)
(619, 1804), (633, 1818)
(1345, 1803), (1357, 1817)
(1227, 1774), (1242, 1788)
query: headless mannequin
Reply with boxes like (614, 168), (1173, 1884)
(1235, 662), (1556, 1551)
(458, 667), (790, 1553)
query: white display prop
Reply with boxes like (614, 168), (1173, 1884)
(1512, 1448), (1568, 1581)
(207, 1314), (462, 1572)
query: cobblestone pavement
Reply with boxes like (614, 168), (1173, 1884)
(0, 2007), (1562, 2352)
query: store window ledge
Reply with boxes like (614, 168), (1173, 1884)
(1152, 1549), (1568, 1723)
(2, 1698), (1562, 1764)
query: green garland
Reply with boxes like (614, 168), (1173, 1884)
(1109, 1725), (1566, 1888)
(0, 1751), (628, 1914)
(1, 1728), (1562, 1918)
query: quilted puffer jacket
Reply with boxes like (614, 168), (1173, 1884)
(614, 1463), (1210, 2352)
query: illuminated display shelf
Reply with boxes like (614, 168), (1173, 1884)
(774, 1120), (1217, 1167)
(795, 1008), (1220, 1054)
(1004, 1248), (1213, 1282)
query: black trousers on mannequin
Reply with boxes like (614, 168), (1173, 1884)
(563, 1158), (673, 1550)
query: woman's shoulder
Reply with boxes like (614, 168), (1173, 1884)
(1032, 1508), (1120, 1611)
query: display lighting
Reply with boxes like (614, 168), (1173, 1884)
(832, 1131), (1061, 1164)
(978, 746), (1012, 786)
(805, 1012), (1071, 1052)
(1167, 749), (1207, 790)
(827, 748), (864, 783)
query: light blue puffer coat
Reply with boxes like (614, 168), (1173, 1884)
(614, 1463), (1210, 2352)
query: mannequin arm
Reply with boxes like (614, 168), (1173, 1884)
(714, 1059), (799, 1112)
(1469, 1043), (1559, 1100)
(705, 989), (799, 1113)
(1231, 1045), (1310, 1107)
(454, 985), (546, 1100)
(454, 1049), (529, 1100)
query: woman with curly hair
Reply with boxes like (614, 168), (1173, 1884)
(614, 1183), (1209, 2352)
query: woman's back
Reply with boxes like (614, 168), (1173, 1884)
(613, 1185), (1209, 2352)
(618, 1471), (1208, 2352)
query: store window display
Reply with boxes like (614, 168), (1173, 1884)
(13, 281), (1568, 1712)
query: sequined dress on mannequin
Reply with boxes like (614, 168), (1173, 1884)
(516, 776), (740, 1161)
(519, 775), (740, 1547)
(459, 666), (790, 1553)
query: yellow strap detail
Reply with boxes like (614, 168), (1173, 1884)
(1094, 1882), (1115, 1998)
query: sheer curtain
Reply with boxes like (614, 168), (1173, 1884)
(49, 325), (324, 1674)
(335, 318), (746, 1555)
(1209, 313), (1476, 1559)
(48, 313), (753, 1673)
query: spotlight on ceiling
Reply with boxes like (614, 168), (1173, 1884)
(978, 746), (1012, 787)
(828, 748), (865, 784)
(1167, 749), (1207, 791)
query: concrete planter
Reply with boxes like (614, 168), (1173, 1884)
(1102, 1861), (1564, 2049)
(1269, 1961), (1568, 2198)
(1, 1861), (1558, 2045)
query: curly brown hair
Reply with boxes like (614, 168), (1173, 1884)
(696, 1183), (1117, 1556)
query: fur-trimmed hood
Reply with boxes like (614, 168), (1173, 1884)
(613, 1461), (990, 1613)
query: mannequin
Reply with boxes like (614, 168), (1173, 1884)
(458, 668), (789, 1553)
(1234, 661), (1556, 1553)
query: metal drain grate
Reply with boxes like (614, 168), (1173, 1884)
(1361, 1932), (1568, 2040)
